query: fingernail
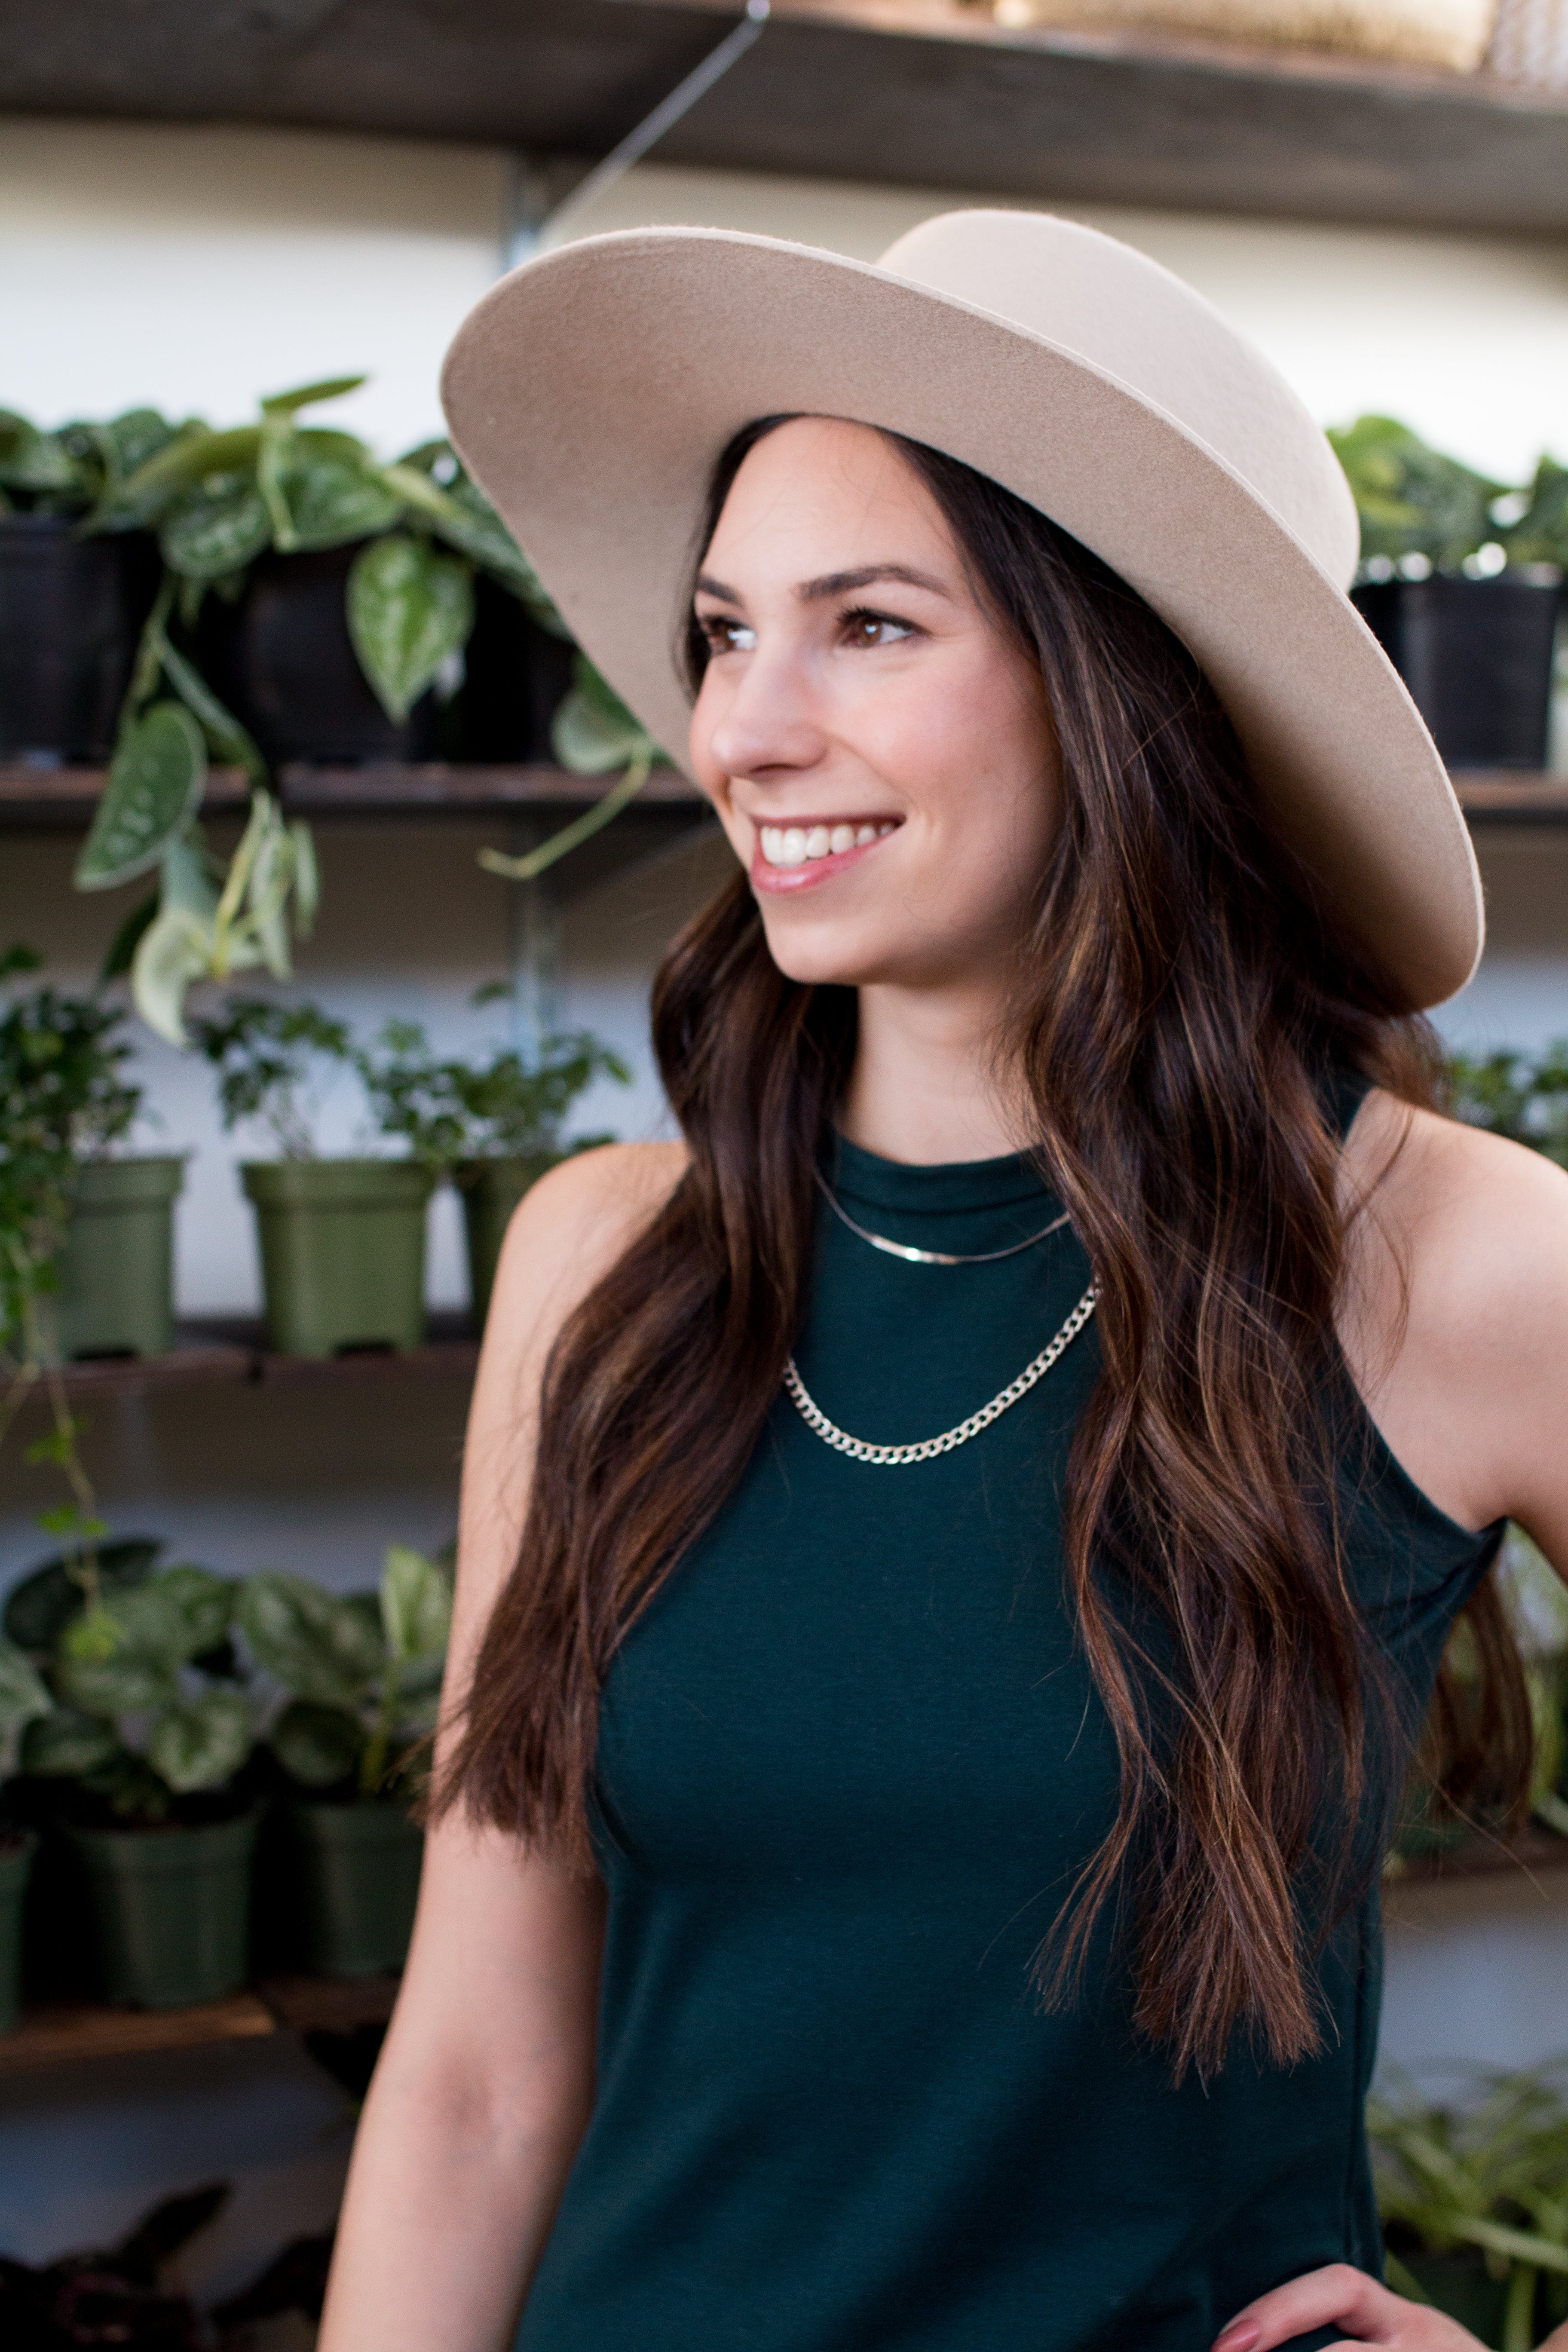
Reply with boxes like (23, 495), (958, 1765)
(1213, 2331), (1260, 2352)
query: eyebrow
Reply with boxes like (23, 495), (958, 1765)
(694, 561), (952, 608)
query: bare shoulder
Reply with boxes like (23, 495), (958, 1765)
(1338, 1087), (1568, 1538)
(489, 1139), (688, 1354)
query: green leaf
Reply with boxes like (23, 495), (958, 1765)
(380, 1545), (452, 1664)
(2, 1535), (162, 1653)
(270, 1697), (364, 1788)
(346, 533), (473, 722)
(155, 1565), (235, 1660)
(130, 903), (214, 1049)
(260, 375), (367, 416)
(21, 1705), (121, 1778)
(238, 1571), (384, 1708)
(56, 1591), (185, 1714)
(0, 1638), (51, 1735)
(92, 424), (259, 532)
(551, 656), (658, 775)
(159, 478), (272, 580)
(98, 892), (159, 984)
(147, 1688), (253, 1792)
(269, 433), (402, 552)
(156, 634), (268, 789)
(76, 704), (207, 890)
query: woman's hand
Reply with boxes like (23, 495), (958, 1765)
(1212, 2265), (1488, 2351)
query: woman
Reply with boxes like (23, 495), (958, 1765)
(318, 213), (1568, 2352)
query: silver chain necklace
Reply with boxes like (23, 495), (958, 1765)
(814, 1169), (1070, 1266)
(784, 1283), (1098, 1467)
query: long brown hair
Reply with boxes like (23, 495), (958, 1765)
(434, 419), (1529, 2081)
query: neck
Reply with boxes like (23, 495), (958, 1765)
(836, 977), (1029, 1165)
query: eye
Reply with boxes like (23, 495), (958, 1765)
(697, 612), (755, 655)
(841, 606), (917, 649)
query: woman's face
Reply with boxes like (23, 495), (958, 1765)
(689, 416), (1061, 992)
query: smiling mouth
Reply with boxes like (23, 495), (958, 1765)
(757, 820), (900, 869)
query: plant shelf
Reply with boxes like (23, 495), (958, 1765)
(4, 1317), (482, 1406)
(0, 1974), (400, 2075)
(6, 0), (1568, 235)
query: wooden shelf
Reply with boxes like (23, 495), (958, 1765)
(3, 1317), (482, 1406)
(0, 1974), (400, 2075)
(1447, 775), (1568, 824)
(7, 0), (1568, 234)
(1389, 1822), (1568, 1884)
(0, 759), (715, 900)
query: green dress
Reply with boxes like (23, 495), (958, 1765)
(517, 1117), (1503, 2352)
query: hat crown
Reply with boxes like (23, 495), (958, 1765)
(879, 211), (1360, 592)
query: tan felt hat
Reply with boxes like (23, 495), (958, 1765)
(441, 208), (1483, 1010)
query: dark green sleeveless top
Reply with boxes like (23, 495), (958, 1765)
(517, 1105), (1503, 2352)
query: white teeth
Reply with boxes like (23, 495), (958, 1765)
(759, 820), (899, 866)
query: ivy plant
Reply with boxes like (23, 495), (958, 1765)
(239, 1547), (451, 1800)
(479, 653), (662, 886)
(17, 1560), (254, 1825)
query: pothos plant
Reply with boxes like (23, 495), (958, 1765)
(66, 377), (581, 1046)
(238, 1547), (451, 1801)
(0, 404), (184, 521)
(1328, 415), (1568, 582)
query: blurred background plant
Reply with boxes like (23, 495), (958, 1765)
(239, 1546), (450, 1801)
(1329, 416), (1568, 582)
(1371, 2062), (1568, 2350)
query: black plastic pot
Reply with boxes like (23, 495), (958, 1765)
(458, 574), (576, 761)
(286, 1798), (423, 1978)
(1354, 573), (1561, 771)
(0, 1831), (37, 2035)
(0, 518), (159, 760)
(197, 543), (440, 766)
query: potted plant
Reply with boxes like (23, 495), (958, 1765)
(1330, 415), (1562, 772)
(191, 996), (438, 1358)
(86, 381), (565, 767)
(0, 406), (169, 761)
(239, 1546), (450, 1978)
(0, 1635), (52, 2034)
(16, 1557), (260, 2008)
(0, 943), (184, 1360)
(1371, 2063), (1568, 2350)
(360, 1000), (629, 1321)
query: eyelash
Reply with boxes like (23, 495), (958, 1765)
(696, 605), (919, 655)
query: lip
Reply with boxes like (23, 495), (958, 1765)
(747, 818), (902, 897)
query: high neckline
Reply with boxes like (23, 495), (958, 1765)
(827, 1131), (1058, 1217)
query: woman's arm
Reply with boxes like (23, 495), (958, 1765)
(317, 1141), (686, 2352)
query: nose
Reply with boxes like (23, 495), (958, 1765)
(700, 636), (828, 783)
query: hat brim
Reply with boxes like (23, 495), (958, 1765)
(441, 226), (1482, 1012)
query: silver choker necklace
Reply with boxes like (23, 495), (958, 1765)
(815, 1167), (1070, 1266)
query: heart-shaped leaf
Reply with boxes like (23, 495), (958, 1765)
(56, 1589), (187, 1715)
(2, 1535), (162, 1654)
(0, 1638), (51, 1736)
(270, 1697), (364, 1788)
(551, 656), (658, 776)
(347, 533), (473, 722)
(21, 1706), (122, 1778)
(148, 1688), (254, 1793)
(271, 434), (401, 551)
(76, 704), (207, 891)
(155, 1565), (236, 1662)
(159, 478), (272, 580)
(380, 1545), (452, 1665)
(238, 1572), (384, 1709)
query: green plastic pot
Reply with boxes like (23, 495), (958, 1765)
(456, 1154), (557, 1325)
(50, 1155), (185, 1359)
(65, 1812), (259, 2009)
(0, 1832), (38, 2035)
(241, 1159), (437, 1359)
(287, 1798), (423, 1978)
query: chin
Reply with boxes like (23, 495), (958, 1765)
(754, 909), (923, 991)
